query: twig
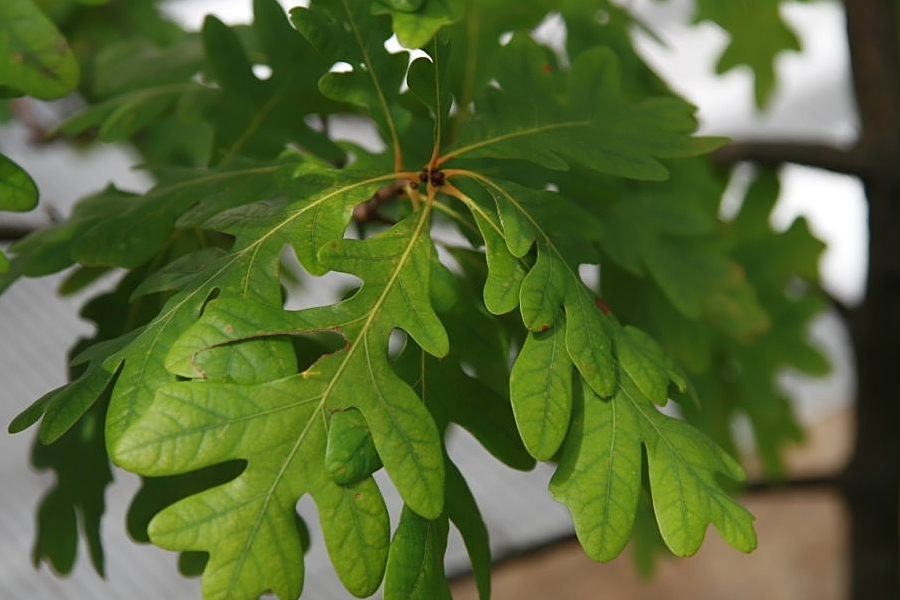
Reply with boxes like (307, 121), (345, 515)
(352, 178), (417, 224)
(712, 141), (865, 176)
(0, 225), (39, 242)
(743, 474), (840, 494)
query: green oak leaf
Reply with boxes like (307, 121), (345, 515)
(102, 199), (449, 599)
(510, 324), (573, 460)
(116, 374), (390, 600)
(454, 177), (616, 400)
(695, 0), (801, 108)
(407, 39), (453, 157)
(29, 400), (111, 577)
(0, 0), (79, 99)
(0, 152), (38, 211)
(709, 169), (829, 472)
(371, 0), (465, 49)
(10, 165), (391, 448)
(291, 0), (410, 166)
(445, 459), (491, 600)
(471, 211), (528, 315)
(202, 0), (343, 164)
(593, 169), (770, 340)
(440, 0), (555, 130)
(383, 456), (489, 600)
(614, 324), (687, 405)
(384, 507), (452, 600)
(90, 35), (205, 98)
(59, 83), (201, 142)
(550, 377), (757, 560)
(326, 407), (383, 485)
(70, 161), (326, 270)
(0, 152), (39, 272)
(57, 0), (343, 163)
(444, 36), (722, 180)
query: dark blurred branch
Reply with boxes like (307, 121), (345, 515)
(744, 474), (840, 494)
(352, 178), (418, 224)
(714, 0), (900, 189)
(0, 224), (40, 242)
(712, 142), (864, 176)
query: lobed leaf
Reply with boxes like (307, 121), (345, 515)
(550, 376), (757, 560)
(291, 0), (409, 166)
(372, 0), (465, 49)
(510, 325), (573, 460)
(695, 0), (801, 108)
(104, 193), (451, 598)
(202, 0), (343, 164)
(444, 36), (722, 180)
(455, 176), (616, 399)
(29, 400), (111, 577)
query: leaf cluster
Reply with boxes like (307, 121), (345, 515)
(1, 1), (830, 599)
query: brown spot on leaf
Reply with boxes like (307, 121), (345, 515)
(594, 296), (613, 315)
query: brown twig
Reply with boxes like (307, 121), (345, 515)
(0, 225), (40, 242)
(352, 178), (418, 224)
(712, 141), (865, 176)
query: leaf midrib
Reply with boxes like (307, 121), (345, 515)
(227, 203), (433, 595)
(438, 120), (589, 165)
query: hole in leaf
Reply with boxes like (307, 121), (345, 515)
(280, 245), (362, 311)
(329, 61), (353, 73)
(293, 331), (345, 372)
(532, 12), (570, 68)
(578, 263), (599, 290)
(199, 287), (220, 316)
(719, 163), (755, 221)
(657, 398), (682, 419)
(251, 64), (272, 80)
(460, 361), (476, 378)
(388, 329), (407, 359)
(321, 114), (385, 153)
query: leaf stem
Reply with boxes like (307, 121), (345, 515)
(428, 39), (445, 171)
(712, 141), (865, 176)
